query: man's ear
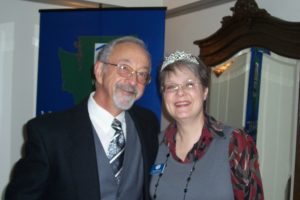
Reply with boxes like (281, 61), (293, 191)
(94, 61), (104, 84)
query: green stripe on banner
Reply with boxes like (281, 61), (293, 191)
(36, 8), (166, 123)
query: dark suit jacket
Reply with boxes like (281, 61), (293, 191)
(5, 100), (159, 200)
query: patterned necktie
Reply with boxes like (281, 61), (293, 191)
(108, 118), (125, 184)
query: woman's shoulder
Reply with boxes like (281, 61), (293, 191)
(228, 127), (258, 157)
(231, 128), (255, 145)
(158, 131), (165, 144)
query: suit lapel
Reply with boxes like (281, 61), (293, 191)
(128, 106), (159, 200)
(127, 108), (150, 198)
(128, 109), (148, 163)
(66, 101), (101, 200)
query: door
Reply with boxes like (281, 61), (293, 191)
(208, 49), (300, 200)
(256, 53), (299, 200)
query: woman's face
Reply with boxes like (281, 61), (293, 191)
(163, 66), (208, 122)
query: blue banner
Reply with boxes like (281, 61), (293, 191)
(245, 47), (270, 140)
(37, 8), (165, 122)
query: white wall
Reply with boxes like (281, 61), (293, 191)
(163, 0), (199, 9)
(92, 0), (163, 7)
(0, 0), (68, 197)
(164, 1), (234, 56)
(257, 0), (300, 22)
(0, 20), (14, 200)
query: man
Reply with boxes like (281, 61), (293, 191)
(5, 36), (159, 200)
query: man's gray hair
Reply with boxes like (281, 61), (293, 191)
(96, 36), (151, 67)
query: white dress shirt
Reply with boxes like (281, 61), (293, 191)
(87, 92), (126, 156)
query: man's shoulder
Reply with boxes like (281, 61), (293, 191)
(28, 100), (88, 127)
(129, 105), (157, 120)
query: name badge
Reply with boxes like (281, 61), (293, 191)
(150, 163), (166, 175)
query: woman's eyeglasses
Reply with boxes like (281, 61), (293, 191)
(162, 79), (200, 94)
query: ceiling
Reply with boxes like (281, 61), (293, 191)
(22, 0), (160, 8)
(22, 0), (234, 10)
(22, 0), (235, 18)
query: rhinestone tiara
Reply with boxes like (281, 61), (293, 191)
(161, 51), (199, 71)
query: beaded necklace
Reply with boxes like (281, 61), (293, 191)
(152, 152), (199, 200)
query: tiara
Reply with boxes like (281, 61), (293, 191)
(161, 51), (199, 71)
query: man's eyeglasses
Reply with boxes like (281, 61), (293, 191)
(101, 61), (151, 85)
(162, 79), (200, 94)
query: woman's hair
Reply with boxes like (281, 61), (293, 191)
(159, 51), (210, 91)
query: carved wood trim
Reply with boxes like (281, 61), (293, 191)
(193, 0), (300, 67)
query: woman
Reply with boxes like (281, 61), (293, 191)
(150, 51), (264, 200)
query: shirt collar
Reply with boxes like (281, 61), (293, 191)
(205, 114), (225, 137)
(164, 114), (225, 144)
(88, 92), (125, 132)
(163, 114), (225, 162)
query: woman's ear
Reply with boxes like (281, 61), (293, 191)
(204, 87), (209, 101)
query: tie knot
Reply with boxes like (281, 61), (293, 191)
(111, 118), (122, 131)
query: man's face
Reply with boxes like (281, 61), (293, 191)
(94, 42), (151, 116)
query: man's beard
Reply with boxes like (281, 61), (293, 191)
(113, 83), (138, 110)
